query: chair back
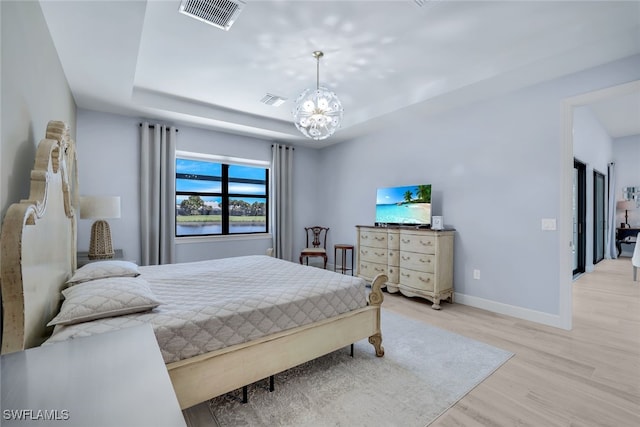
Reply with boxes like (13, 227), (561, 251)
(305, 226), (329, 249)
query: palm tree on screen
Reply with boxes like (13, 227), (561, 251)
(417, 185), (431, 203)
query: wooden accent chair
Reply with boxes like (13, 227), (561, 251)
(300, 226), (329, 269)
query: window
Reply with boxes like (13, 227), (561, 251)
(175, 152), (269, 237)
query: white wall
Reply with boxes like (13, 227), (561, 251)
(316, 55), (640, 324)
(1, 0), (77, 218)
(290, 145), (324, 264)
(573, 105), (613, 270)
(0, 0), (77, 347)
(76, 108), (321, 265)
(613, 134), (640, 230)
(75, 110), (140, 260)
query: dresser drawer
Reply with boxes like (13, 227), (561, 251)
(359, 261), (389, 279)
(359, 246), (388, 264)
(359, 230), (388, 249)
(400, 252), (435, 273)
(399, 269), (435, 292)
(400, 232), (436, 254)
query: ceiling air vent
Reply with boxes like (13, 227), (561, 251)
(179, 0), (246, 31)
(260, 93), (287, 107)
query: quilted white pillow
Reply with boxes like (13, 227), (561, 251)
(48, 277), (162, 326)
(67, 260), (140, 285)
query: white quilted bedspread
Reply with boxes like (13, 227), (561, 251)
(46, 255), (368, 363)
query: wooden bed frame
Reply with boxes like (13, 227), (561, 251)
(0, 121), (387, 409)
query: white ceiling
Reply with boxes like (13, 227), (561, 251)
(588, 90), (640, 139)
(39, 0), (640, 146)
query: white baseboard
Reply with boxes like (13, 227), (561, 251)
(454, 292), (564, 329)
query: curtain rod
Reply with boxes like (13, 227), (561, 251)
(139, 123), (179, 132)
(271, 144), (294, 150)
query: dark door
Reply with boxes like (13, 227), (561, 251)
(593, 170), (605, 264)
(573, 159), (586, 276)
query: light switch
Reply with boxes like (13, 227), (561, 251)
(541, 218), (557, 231)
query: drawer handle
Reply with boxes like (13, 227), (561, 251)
(375, 251), (385, 257)
(402, 255), (411, 261)
(374, 236), (385, 241)
(374, 267), (385, 272)
(361, 249), (369, 255)
(420, 240), (432, 246)
(420, 258), (431, 264)
(401, 238), (410, 244)
(362, 235), (369, 240)
(401, 272), (411, 278)
(419, 277), (431, 283)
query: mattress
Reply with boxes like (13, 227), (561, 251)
(46, 255), (368, 363)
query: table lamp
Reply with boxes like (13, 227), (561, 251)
(80, 196), (121, 259)
(616, 200), (636, 228)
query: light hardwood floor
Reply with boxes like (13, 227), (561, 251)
(186, 258), (639, 426)
(383, 257), (640, 427)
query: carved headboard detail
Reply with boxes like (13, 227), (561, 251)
(1, 121), (78, 353)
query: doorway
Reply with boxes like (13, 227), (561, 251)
(561, 80), (640, 331)
(573, 159), (586, 276)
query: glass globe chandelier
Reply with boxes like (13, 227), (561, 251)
(292, 51), (343, 140)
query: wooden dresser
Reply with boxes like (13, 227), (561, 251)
(356, 225), (454, 309)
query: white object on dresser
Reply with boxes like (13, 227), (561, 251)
(1, 324), (186, 427)
(357, 225), (454, 309)
(432, 216), (444, 230)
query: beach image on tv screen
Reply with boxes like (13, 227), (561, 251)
(376, 184), (432, 224)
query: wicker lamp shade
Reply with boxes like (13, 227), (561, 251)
(80, 196), (121, 260)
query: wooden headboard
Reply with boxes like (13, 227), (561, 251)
(0, 121), (78, 353)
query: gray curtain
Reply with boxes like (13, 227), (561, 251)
(271, 144), (294, 261)
(140, 122), (177, 265)
(605, 162), (617, 259)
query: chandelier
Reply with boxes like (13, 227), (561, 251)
(292, 51), (343, 140)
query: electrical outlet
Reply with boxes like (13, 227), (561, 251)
(473, 269), (480, 280)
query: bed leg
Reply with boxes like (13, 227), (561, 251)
(242, 386), (248, 403)
(368, 333), (384, 357)
(350, 343), (354, 358)
(269, 375), (274, 392)
(367, 274), (387, 358)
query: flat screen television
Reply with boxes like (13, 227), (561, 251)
(375, 184), (432, 226)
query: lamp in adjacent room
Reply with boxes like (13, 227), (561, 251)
(80, 196), (121, 259)
(292, 51), (343, 141)
(617, 200), (636, 228)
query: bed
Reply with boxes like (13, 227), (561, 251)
(0, 121), (387, 409)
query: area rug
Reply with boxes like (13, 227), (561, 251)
(205, 310), (513, 427)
